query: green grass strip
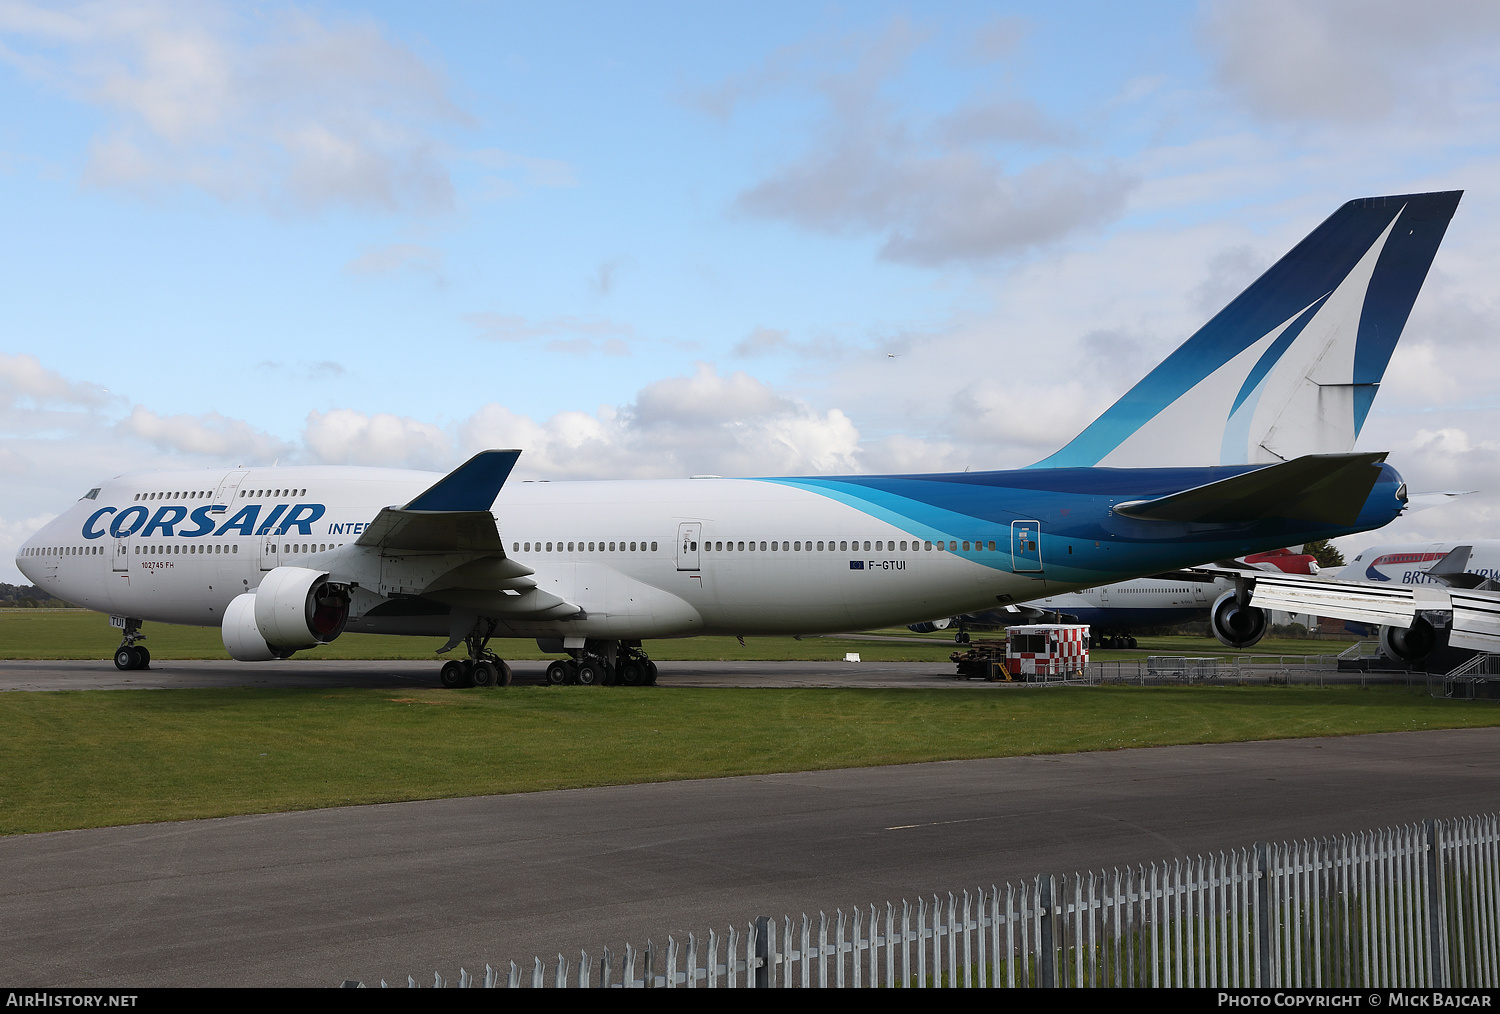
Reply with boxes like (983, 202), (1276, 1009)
(1, 684), (1495, 835)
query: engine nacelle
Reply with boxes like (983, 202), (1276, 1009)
(1210, 589), (1268, 649)
(253, 567), (350, 650)
(1380, 617), (1440, 663)
(222, 592), (294, 662)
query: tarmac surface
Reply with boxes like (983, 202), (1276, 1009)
(0, 655), (1397, 692)
(2, 723), (1497, 987)
(0, 657), (980, 691)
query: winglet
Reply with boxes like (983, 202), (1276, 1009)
(404, 450), (521, 512)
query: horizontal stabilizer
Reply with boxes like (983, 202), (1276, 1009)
(404, 450), (520, 512)
(1113, 452), (1386, 525)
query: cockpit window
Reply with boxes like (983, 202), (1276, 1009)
(81, 488), (100, 501)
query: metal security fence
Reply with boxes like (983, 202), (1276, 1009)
(363, 814), (1500, 988)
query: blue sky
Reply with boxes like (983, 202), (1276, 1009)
(3, 0), (1500, 581)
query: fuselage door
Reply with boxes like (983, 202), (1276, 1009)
(260, 536), (280, 571)
(112, 538), (129, 573)
(214, 470), (248, 505)
(1011, 521), (1043, 573)
(1192, 582), (1207, 603)
(676, 522), (701, 572)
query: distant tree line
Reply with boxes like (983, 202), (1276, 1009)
(0, 583), (73, 608)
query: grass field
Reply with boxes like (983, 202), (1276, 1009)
(1, 684), (1495, 836)
(0, 609), (1351, 662)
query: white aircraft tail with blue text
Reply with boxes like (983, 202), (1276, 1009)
(1035, 191), (1462, 469)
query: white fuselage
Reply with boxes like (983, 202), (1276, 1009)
(17, 466), (1060, 639)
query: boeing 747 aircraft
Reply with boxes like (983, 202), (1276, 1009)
(15, 191), (1462, 686)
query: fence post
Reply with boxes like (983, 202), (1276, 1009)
(1255, 841), (1272, 987)
(1425, 819), (1449, 987)
(1039, 874), (1056, 988)
(755, 916), (771, 988)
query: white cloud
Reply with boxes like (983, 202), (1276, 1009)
(120, 404), (292, 460)
(0, 0), (468, 213)
(302, 408), (450, 469)
(0, 352), (115, 409)
(1201, 0), (1500, 124)
(463, 312), (635, 356)
(460, 362), (865, 478)
(722, 18), (1135, 266)
(343, 242), (444, 277)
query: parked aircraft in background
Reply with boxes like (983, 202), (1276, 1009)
(14, 192), (1460, 686)
(1246, 541), (1500, 661)
(1343, 541), (1500, 586)
(909, 548), (1321, 647)
(1231, 539), (1500, 666)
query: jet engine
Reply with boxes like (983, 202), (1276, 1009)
(222, 592), (292, 662)
(1210, 589), (1268, 649)
(1379, 617), (1440, 663)
(220, 567), (350, 662)
(906, 618), (952, 633)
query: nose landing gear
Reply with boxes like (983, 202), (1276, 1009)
(111, 617), (150, 670)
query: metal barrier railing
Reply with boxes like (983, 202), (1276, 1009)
(359, 814), (1500, 988)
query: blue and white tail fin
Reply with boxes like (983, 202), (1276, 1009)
(1033, 191), (1462, 468)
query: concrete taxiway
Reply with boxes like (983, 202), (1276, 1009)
(1, 727), (1497, 987)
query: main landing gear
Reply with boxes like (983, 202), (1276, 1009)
(438, 620), (514, 689)
(543, 640), (659, 687)
(112, 617), (150, 671)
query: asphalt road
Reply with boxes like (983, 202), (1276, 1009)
(2, 727), (1497, 987)
(0, 657), (1396, 692)
(0, 658), (978, 691)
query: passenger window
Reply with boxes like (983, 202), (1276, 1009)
(651, 542), (658, 551)
(988, 540), (996, 551)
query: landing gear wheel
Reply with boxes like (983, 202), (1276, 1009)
(545, 660), (571, 686)
(956, 631), (970, 644)
(114, 647), (138, 671)
(472, 660), (498, 687)
(1126, 636), (1138, 649)
(576, 661), (602, 686)
(497, 661), (513, 686)
(618, 662), (643, 686)
(136, 647), (150, 668)
(644, 660), (659, 686)
(439, 659), (467, 689)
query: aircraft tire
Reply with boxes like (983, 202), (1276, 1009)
(544, 660), (571, 686)
(497, 661), (513, 687)
(114, 647), (136, 671)
(644, 660), (659, 686)
(617, 662), (643, 686)
(472, 660), (498, 687)
(1126, 637), (1138, 649)
(576, 661), (602, 686)
(439, 659), (467, 689)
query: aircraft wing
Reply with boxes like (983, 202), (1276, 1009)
(1215, 570), (1500, 653)
(356, 449), (519, 553)
(339, 449), (583, 622)
(356, 508), (506, 553)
